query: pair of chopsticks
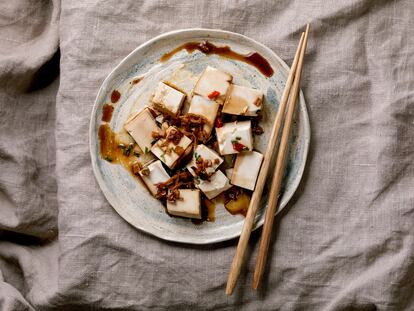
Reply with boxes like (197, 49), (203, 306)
(226, 24), (310, 295)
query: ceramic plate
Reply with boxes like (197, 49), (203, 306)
(90, 29), (310, 244)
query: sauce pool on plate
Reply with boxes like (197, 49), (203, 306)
(98, 123), (146, 183)
(160, 41), (274, 77)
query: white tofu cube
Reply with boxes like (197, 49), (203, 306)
(232, 151), (263, 190)
(193, 66), (232, 104)
(151, 126), (192, 169)
(188, 95), (219, 135)
(186, 144), (223, 177)
(215, 121), (253, 155)
(115, 130), (155, 165)
(196, 170), (232, 199)
(222, 84), (263, 116)
(167, 189), (201, 219)
(152, 82), (186, 115)
(124, 107), (160, 153)
(139, 160), (170, 196)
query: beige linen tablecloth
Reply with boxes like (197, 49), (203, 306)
(1, 1), (413, 310)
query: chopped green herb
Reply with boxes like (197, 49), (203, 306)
(144, 147), (149, 154)
(160, 153), (166, 162)
(194, 152), (199, 159)
(133, 151), (140, 157)
(118, 143), (126, 149)
(231, 140), (238, 145)
(151, 139), (157, 146)
(123, 143), (133, 156)
(104, 156), (113, 162)
(235, 136), (242, 140)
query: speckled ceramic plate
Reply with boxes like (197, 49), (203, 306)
(90, 29), (310, 244)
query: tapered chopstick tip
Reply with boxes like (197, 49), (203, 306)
(225, 283), (234, 296)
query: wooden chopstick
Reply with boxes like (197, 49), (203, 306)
(226, 29), (307, 296)
(252, 24), (310, 290)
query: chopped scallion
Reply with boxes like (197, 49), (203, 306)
(123, 143), (133, 156)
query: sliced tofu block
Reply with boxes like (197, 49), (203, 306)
(167, 189), (201, 219)
(124, 107), (160, 153)
(188, 95), (220, 135)
(186, 144), (223, 177)
(193, 66), (232, 104)
(222, 84), (263, 116)
(225, 168), (234, 179)
(132, 145), (155, 166)
(151, 126), (192, 169)
(215, 121), (253, 155)
(114, 130), (155, 166)
(139, 160), (170, 196)
(152, 82), (186, 115)
(196, 170), (232, 199)
(232, 151), (263, 190)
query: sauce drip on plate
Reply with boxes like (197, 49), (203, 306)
(131, 77), (143, 85)
(111, 90), (121, 103)
(160, 41), (274, 77)
(101, 104), (114, 122)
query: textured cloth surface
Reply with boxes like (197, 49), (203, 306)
(1, 0), (414, 310)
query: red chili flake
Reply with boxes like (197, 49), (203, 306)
(215, 118), (223, 128)
(208, 90), (220, 100)
(232, 142), (248, 152)
(110, 90), (121, 103)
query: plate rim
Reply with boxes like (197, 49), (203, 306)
(89, 28), (310, 244)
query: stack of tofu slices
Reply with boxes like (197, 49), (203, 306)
(124, 66), (264, 220)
